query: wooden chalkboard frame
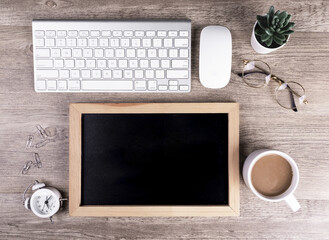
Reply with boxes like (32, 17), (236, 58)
(69, 103), (239, 216)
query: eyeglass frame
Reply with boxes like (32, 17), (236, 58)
(239, 59), (308, 112)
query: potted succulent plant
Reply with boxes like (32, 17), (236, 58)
(251, 6), (295, 54)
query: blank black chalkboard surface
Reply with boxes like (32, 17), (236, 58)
(69, 103), (239, 216)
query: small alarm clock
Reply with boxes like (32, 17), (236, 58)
(23, 180), (67, 222)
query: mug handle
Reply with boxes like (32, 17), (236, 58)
(285, 194), (301, 212)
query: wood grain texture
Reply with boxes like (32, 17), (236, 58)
(0, 0), (329, 239)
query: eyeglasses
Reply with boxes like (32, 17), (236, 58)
(238, 60), (308, 112)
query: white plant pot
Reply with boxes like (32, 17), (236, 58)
(250, 22), (289, 54)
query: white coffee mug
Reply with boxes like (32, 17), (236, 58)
(243, 149), (300, 212)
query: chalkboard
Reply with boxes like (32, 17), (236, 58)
(81, 113), (228, 205)
(69, 103), (239, 216)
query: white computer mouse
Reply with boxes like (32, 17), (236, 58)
(199, 26), (232, 89)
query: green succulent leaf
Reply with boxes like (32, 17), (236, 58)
(267, 6), (275, 25)
(275, 10), (281, 16)
(282, 15), (291, 28)
(274, 33), (286, 41)
(282, 30), (294, 35)
(273, 34), (284, 45)
(261, 33), (271, 42)
(264, 27), (273, 36)
(257, 15), (268, 30)
(255, 28), (264, 36)
(278, 11), (288, 21)
(264, 36), (273, 47)
(280, 22), (295, 32)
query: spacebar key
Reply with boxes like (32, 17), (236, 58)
(82, 81), (133, 91)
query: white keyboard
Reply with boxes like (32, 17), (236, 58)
(32, 20), (191, 92)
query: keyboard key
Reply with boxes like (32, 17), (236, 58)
(179, 49), (189, 58)
(159, 85), (168, 91)
(36, 59), (53, 68)
(101, 30), (111, 36)
(135, 81), (146, 90)
(68, 80), (81, 90)
(169, 85), (178, 91)
(68, 30), (78, 37)
(99, 38), (109, 47)
(77, 39), (87, 47)
(168, 31), (178, 37)
(167, 70), (188, 79)
(76, 59), (85, 68)
(56, 39), (66, 47)
(169, 80), (178, 85)
(47, 80), (57, 90)
(145, 70), (154, 78)
(66, 38), (76, 47)
(36, 70), (58, 79)
(110, 39), (119, 47)
(81, 70), (91, 79)
(73, 49), (82, 57)
(135, 31), (144, 37)
(121, 39), (129, 47)
(58, 80), (67, 90)
(45, 39), (55, 47)
(179, 85), (189, 91)
(46, 30), (56, 37)
(71, 70), (80, 79)
(35, 31), (45, 38)
(132, 39), (141, 47)
(164, 39), (172, 47)
(113, 70), (122, 78)
(108, 60), (117, 68)
(158, 49), (167, 58)
(134, 70), (144, 79)
(34, 39), (45, 47)
(124, 31), (133, 37)
(148, 49), (157, 58)
(60, 70), (69, 78)
(127, 49), (135, 58)
(57, 30), (67, 37)
(153, 39), (162, 47)
(174, 38), (188, 47)
(35, 49), (50, 58)
(137, 49), (146, 58)
(51, 49), (61, 57)
(157, 31), (166, 37)
(86, 59), (96, 68)
(82, 81), (133, 91)
(148, 80), (157, 90)
(62, 49), (72, 57)
(129, 60), (138, 68)
(179, 31), (189, 36)
(161, 60), (170, 68)
(92, 70), (101, 78)
(172, 60), (188, 68)
(150, 60), (159, 68)
(90, 30), (100, 37)
(83, 49), (92, 58)
(36, 80), (46, 90)
(88, 38), (98, 47)
(105, 49), (114, 58)
(118, 60), (128, 68)
(142, 39), (151, 47)
(115, 49), (124, 58)
(94, 49), (104, 58)
(140, 60), (149, 68)
(124, 70), (132, 78)
(65, 59), (75, 68)
(102, 70), (112, 78)
(146, 31), (156, 37)
(155, 70), (165, 79)
(97, 59), (107, 68)
(169, 49), (178, 58)
(113, 30), (122, 36)
(79, 31), (89, 37)
(54, 59), (64, 68)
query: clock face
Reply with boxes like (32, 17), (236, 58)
(30, 188), (60, 218)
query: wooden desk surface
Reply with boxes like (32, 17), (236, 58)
(0, 0), (329, 239)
